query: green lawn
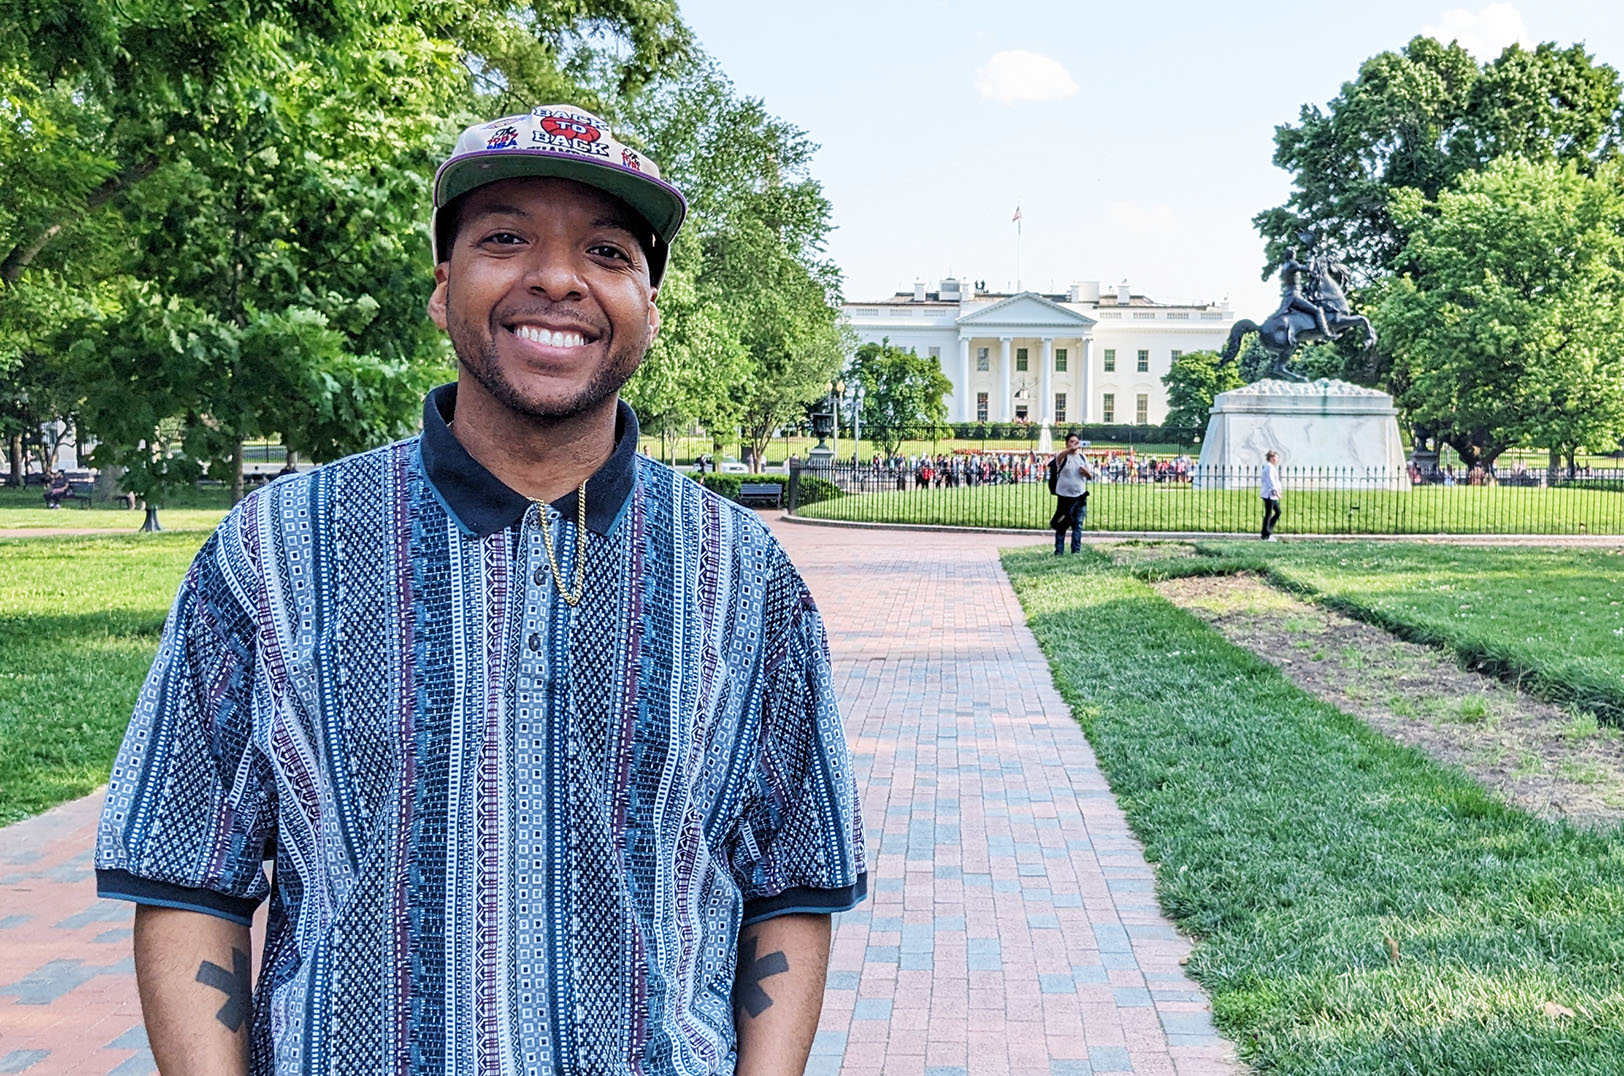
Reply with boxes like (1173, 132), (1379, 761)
(796, 480), (1624, 535)
(0, 534), (203, 822)
(1003, 545), (1624, 1074)
(0, 484), (230, 531)
(1142, 541), (1624, 726)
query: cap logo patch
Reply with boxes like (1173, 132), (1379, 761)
(485, 125), (520, 150)
(621, 149), (642, 172)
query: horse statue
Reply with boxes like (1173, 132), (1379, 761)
(1220, 232), (1377, 381)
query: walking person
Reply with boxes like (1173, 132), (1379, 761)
(95, 104), (866, 1076)
(1260, 449), (1283, 540)
(1047, 433), (1098, 555)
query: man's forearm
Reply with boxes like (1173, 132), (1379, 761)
(734, 913), (831, 1076)
(133, 905), (253, 1076)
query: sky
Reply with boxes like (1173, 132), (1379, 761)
(676, 0), (1624, 318)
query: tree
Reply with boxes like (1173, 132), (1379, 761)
(847, 339), (953, 459)
(1373, 157), (1624, 470)
(1255, 38), (1624, 285)
(621, 60), (847, 472)
(1161, 350), (1241, 430)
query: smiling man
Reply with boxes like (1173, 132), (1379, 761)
(95, 105), (868, 1076)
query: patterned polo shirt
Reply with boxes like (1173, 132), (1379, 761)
(95, 385), (868, 1075)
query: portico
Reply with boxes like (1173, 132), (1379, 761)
(954, 294), (1098, 425)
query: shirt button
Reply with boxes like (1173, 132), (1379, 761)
(527, 632), (541, 652)
(533, 565), (547, 587)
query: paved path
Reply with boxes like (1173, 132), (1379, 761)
(0, 520), (1241, 1075)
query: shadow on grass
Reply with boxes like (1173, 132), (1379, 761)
(1002, 545), (1624, 1075)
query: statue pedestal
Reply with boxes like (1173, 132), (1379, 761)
(1195, 379), (1407, 490)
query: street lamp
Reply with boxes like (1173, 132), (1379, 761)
(827, 379), (845, 461)
(851, 382), (865, 463)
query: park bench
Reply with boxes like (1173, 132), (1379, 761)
(737, 481), (783, 509)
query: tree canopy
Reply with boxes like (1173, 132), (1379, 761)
(846, 339), (953, 459)
(1374, 156), (1624, 469)
(1161, 350), (1241, 431)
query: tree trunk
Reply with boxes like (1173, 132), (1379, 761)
(141, 505), (163, 532)
(0, 160), (159, 285)
(5, 433), (21, 486)
(231, 439), (245, 505)
(1548, 447), (1561, 487)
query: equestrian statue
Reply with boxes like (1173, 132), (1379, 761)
(1219, 230), (1376, 381)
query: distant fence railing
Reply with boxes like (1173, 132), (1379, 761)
(786, 461), (1624, 536)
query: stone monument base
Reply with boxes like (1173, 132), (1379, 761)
(1195, 378), (1407, 490)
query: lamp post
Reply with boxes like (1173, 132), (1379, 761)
(851, 382), (864, 463)
(827, 379), (845, 462)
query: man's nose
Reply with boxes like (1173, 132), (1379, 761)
(523, 248), (586, 299)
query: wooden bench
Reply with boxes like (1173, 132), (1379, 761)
(737, 481), (783, 508)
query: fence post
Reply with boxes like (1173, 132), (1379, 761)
(787, 457), (802, 515)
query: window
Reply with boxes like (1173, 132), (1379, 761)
(889, 308), (910, 316)
(976, 347), (990, 372)
(1201, 311), (1224, 320)
(1136, 349), (1150, 372)
(928, 346), (941, 359)
(1015, 347), (1029, 371)
(1103, 348), (1116, 372)
(1136, 394), (1149, 425)
(1132, 311), (1156, 320)
(1015, 404), (1029, 421)
(1054, 393), (1067, 423)
(1170, 350), (1182, 363)
(1166, 311), (1190, 320)
(853, 308), (879, 317)
(1055, 348), (1067, 372)
(976, 392), (989, 422)
(1100, 311), (1121, 319)
(1102, 393), (1115, 423)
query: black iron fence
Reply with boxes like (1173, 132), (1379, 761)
(785, 458), (1624, 536)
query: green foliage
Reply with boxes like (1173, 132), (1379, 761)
(1375, 157), (1624, 468)
(1256, 37), (1624, 284)
(1004, 546), (1624, 1074)
(623, 60), (846, 473)
(847, 338), (953, 458)
(695, 471), (838, 506)
(1161, 349), (1241, 428)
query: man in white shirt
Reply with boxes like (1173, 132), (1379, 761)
(1260, 449), (1282, 540)
(1047, 433), (1099, 554)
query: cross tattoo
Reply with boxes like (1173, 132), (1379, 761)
(195, 947), (253, 1032)
(735, 936), (789, 1018)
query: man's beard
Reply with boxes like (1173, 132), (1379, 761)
(448, 310), (649, 422)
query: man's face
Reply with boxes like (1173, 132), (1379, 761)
(1066, 436), (1080, 451)
(428, 177), (660, 422)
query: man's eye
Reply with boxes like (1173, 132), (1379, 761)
(482, 231), (524, 245)
(589, 243), (630, 261)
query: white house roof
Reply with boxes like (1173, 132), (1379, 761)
(955, 292), (1097, 332)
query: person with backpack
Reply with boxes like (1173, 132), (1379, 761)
(1047, 434), (1098, 555)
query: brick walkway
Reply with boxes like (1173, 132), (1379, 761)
(0, 519), (1241, 1075)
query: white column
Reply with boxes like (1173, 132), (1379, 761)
(1080, 338), (1094, 423)
(999, 337), (1012, 421)
(958, 337), (972, 422)
(1040, 337), (1054, 427)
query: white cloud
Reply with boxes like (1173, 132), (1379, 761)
(1108, 201), (1178, 237)
(974, 51), (1078, 106)
(1422, 3), (1531, 59)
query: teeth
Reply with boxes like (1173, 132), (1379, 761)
(514, 326), (586, 348)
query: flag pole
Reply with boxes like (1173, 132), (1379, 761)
(1013, 202), (1023, 291)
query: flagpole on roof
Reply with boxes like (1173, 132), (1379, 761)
(1013, 203), (1023, 291)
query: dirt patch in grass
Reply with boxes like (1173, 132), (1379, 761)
(1155, 572), (1624, 829)
(1105, 541), (1198, 568)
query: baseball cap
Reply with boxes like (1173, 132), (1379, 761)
(431, 105), (687, 285)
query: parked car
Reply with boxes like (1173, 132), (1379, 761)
(718, 457), (750, 474)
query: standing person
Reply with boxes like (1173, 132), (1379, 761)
(1047, 433), (1098, 555)
(95, 104), (867, 1076)
(1260, 449), (1283, 540)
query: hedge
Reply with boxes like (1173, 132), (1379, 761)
(694, 473), (841, 507)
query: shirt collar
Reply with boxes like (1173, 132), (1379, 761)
(419, 383), (639, 539)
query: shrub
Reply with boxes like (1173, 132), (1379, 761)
(692, 473), (841, 508)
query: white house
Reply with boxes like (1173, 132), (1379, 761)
(842, 279), (1233, 427)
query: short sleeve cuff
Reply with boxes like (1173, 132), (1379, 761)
(96, 868), (262, 927)
(741, 872), (868, 927)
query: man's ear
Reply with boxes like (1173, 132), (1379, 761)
(647, 290), (661, 340)
(427, 264), (450, 330)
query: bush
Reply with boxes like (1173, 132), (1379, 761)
(693, 473), (842, 508)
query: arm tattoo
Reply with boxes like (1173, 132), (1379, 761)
(735, 935), (790, 1018)
(195, 947), (252, 1032)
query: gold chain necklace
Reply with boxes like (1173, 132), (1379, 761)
(535, 482), (588, 606)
